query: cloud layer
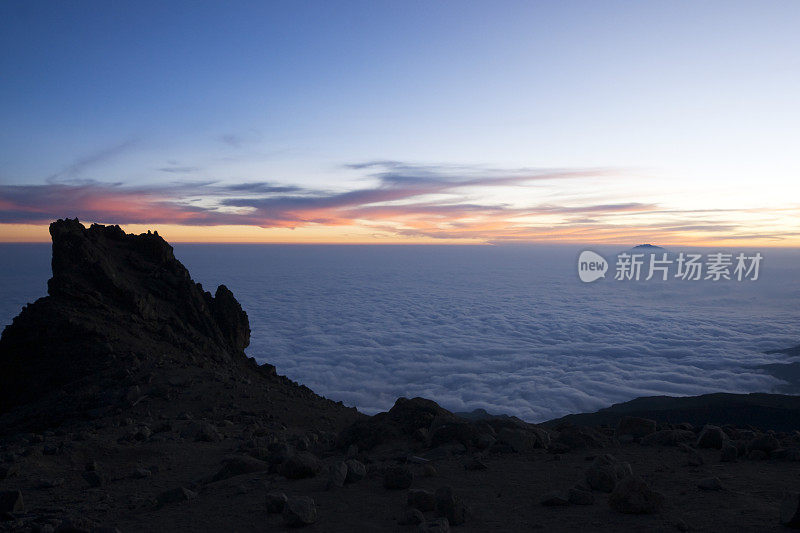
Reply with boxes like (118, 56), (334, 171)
(171, 245), (799, 421)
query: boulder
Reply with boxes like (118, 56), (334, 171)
(497, 427), (549, 452)
(696, 425), (727, 449)
(749, 434), (780, 454)
(279, 452), (322, 479)
(608, 475), (664, 514)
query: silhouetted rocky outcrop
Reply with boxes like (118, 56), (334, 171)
(0, 219), (343, 432)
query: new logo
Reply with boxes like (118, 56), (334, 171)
(578, 250), (608, 283)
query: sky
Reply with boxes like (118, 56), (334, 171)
(1, 0), (799, 245)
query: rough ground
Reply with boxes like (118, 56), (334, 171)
(1, 220), (799, 532)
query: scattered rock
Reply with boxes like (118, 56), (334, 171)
(641, 430), (695, 447)
(608, 475), (665, 514)
(464, 457), (487, 471)
(132, 468), (152, 479)
(781, 492), (800, 528)
(283, 496), (317, 527)
(156, 487), (196, 507)
(344, 459), (366, 483)
(82, 471), (104, 488)
(419, 517), (450, 533)
(422, 464), (438, 478)
(540, 491), (569, 506)
(720, 443), (738, 462)
(196, 422), (222, 443)
(568, 486), (595, 505)
(435, 486), (466, 525)
(408, 489), (437, 512)
(384, 465), (414, 489)
(585, 455), (631, 493)
(399, 508), (424, 525)
(211, 456), (269, 482)
(747, 449), (768, 460)
(266, 491), (288, 514)
(697, 477), (723, 491)
(616, 416), (657, 438)
(327, 461), (348, 489)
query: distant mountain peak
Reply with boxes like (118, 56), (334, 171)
(632, 243), (664, 250)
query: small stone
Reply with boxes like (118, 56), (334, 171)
(748, 449), (768, 460)
(408, 489), (437, 512)
(0, 490), (24, 513)
(423, 464), (438, 477)
(540, 491), (569, 506)
(608, 475), (664, 514)
(464, 457), (487, 471)
(82, 471), (104, 488)
(283, 496), (317, 526)
(383, 465), (413, 490)
(344, 459), (366, 483)
(156, 487), (196, 506)
(399, 508), (424, 525)
(568, 486), (595, 505)
(781, 492), (800, 528)
(697, 477), (723, 491)
(266, 491), (288, 513)
(419, 517), (450, 533)
(0, 465), (17, 480)
(435, 486), (466, 525)
(196, 422), (222, 443)
(132, 468), (152, 479)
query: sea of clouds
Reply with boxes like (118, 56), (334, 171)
(2, 244), (799, 422)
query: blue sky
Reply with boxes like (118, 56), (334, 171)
(1, 1), (799, 243)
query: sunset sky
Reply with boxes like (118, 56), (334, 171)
(1, 1), (799, 245)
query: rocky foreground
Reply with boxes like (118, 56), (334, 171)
(1, 219), (800, 532)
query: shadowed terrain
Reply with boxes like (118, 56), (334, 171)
(1, 220), (800, 532)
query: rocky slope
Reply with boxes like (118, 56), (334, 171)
(1, 220), (800, 532)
